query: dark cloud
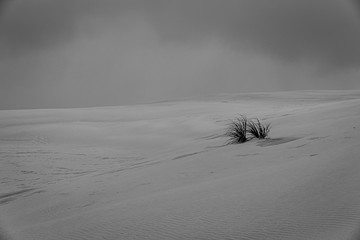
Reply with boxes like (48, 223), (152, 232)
(1, 0), (360, 69)
(145, 0), (360, 70)
(0, 0), (8, 11)
(0, 0), (159, 55)
(0, 0), (75, 55)
(353, 0), (360, 11)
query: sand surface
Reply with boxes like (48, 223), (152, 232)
(1, 90), (360, 240)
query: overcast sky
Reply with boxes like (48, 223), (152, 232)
(1, 0), (360, 109)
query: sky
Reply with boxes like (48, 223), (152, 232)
(0, 0), (360, 110)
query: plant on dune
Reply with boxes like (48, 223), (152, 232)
(247, 118), (271, 139)
(225, 115), (248, 144)
(225, 116), (271, 144)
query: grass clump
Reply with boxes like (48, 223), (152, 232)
(225, 116), (248, 144)
(247, 118), (271, 139)
(225, 116), (271, 144)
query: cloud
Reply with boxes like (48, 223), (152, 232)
(0, 0), (159, 55)
(1, 0), (360, 69)
(144, 0), (360, 70)
(0, 1), (73, 56)
(0, 0), (9, 12)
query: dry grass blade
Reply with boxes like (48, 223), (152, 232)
(247, 118), (271, 139)
(225, 116), (248, 144)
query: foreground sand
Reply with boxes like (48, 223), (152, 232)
(1, 90), (360, 240)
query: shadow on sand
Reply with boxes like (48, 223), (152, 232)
(256, 137), (300, 147)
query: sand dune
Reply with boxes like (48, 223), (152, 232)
(1, 90), (360, 240)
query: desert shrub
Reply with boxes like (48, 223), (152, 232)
(225, 116), (248, 144)
(247, 118), (271, 139)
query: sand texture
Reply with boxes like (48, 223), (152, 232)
(1, 90), (360, 240)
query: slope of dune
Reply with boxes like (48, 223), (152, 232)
(1, 90), (360, 240)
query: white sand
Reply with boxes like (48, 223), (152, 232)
(1, 90), (360, 240)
